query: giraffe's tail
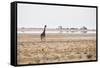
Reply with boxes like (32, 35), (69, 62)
(40, 34), (43, 41)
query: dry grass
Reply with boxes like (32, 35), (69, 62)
(17, 33), (96, 64)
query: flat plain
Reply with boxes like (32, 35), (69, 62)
(17, 33), (96, 64)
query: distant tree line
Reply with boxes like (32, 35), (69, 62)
(57, 26), (88, 33)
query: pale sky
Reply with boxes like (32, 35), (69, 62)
(17, 3), (96, 29)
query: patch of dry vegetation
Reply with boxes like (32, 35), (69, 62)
(17, 34), (96, 64)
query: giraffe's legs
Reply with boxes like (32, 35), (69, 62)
(41, 34), (46, 42)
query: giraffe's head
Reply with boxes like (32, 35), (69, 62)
(44, 25), (47, 28)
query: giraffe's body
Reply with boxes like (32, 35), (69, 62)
(41, 25), (47, 41)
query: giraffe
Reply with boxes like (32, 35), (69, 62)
(41, 25), (47, 41)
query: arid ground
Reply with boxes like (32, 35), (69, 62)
(17, 33), (96, 64)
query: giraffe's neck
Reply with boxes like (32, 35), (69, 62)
(43, 27), (46, 34)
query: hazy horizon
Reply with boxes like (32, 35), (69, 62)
(18, 3), (96, 29)
(17, 27), (96, 29)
